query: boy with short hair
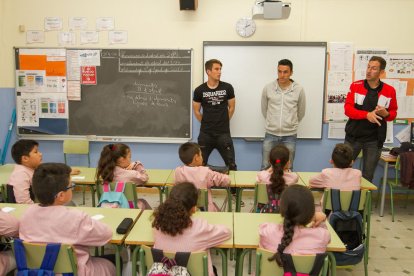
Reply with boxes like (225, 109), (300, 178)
(174, 142), (230, 211)
(8, 139), (42, 204)
(8, 139), (80, 204)
(19, 163), (116, 275)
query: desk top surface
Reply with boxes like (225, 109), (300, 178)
(231, 171), (305, 187)
(0, 203), (142, 244)
(233, 212), (345, 252)
(124, 210), (233, 248)
(297, 172), (377, 191)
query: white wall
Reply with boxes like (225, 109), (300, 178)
(1, 0), (414, 87)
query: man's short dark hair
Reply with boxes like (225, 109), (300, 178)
(11, 139), (39, 164)
(205, 59), (222, 72)
(178, 142), (201, 165)
(369, 56), (386, 70)
(32, 163), (71, 206)
(278, 59), (293, 71)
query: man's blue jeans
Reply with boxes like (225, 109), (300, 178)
(261, 132), (297, 170)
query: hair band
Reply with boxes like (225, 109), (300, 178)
(275, 159), (281, 164)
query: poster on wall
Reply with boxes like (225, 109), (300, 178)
(16, 95), (39, 127)
(81, 66), (97, 85)
(386, 54), (414, 79)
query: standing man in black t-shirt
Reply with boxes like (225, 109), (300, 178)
(193, 59), (237, 171)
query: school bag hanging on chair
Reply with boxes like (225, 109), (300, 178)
(328, 189), (365, 266)
(281, 253), (327, 276)
(147, 248), (191, 276)
(13, 238), (74, 276)
(256, 184), (281, 213)
(98, 181), (130, 208)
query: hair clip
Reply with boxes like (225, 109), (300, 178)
(109, 144), (116, 151)
(275, 159), (281, 164)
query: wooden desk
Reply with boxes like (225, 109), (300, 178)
(125, 210), (233, 276)
(297, 172), (378, 191)
(0, 203), (142, 276)
(233, 212), (345, 276)
(379, 156), (397, 217)
(231, 171), (304, 212)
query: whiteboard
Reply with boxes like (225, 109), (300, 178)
(203, 41), (327, 139)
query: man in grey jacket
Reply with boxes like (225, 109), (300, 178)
(261, 59), (306, 169)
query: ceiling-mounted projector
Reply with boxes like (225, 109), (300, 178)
(252, 0), (291, 20)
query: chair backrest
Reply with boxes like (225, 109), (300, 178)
(5, 184), (36, 203)
(96, 180), (138, 208)
(12, 240), (77, 274)
(322, 189), (368, 212)
(255, 248), (328, 276)
(63, 140), (90, 167)
(165, 185), (208, 210)
(0, 184), (7, 202)
(394, 155), (401, 184)
(139, 244), (208, 276)
(255, 183), (274, 205)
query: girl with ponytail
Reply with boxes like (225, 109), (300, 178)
(256, 145), (299, 211)
(259, 185), (330, 266)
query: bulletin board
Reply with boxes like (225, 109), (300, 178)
(14, 47), (193, 142)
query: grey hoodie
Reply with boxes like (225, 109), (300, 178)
(261, 80), (306, 136)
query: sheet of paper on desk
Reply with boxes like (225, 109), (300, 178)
(71, 176), (85, 180)
(91, 214), (104, 220)
(1, 207), (16, 213)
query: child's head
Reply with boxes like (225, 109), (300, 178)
(97, 143), (131, 181)
(178, 142), (203, 166)
(268, 145), (290, 194)
(331, 143), (354, 168)
(11, 139), (42, 169)
(152, 182), (198, 236)
(32, 163), (74, 206)
(269, 185), (315, 266)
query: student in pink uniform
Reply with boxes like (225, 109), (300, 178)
(174, 142), (230, 211)
(0, 211), (19, 275)
(19, 163), (115, 276)
(8, 139), (80, 204)
(309, 143), (362, 190)
(152, 182), (231, 276)
(259, 185), (330, 266)
(256, 145), (299, 204)
(96, 143), (150, 209)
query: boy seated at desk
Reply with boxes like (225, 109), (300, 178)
(8, 140), (80, 204)
(19, 163), (116, 275)
(174, 142), (230, 212)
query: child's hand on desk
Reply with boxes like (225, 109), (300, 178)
(70, 168), (81, 175)
(311, 212), (327, 228)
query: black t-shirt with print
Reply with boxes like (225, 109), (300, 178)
(193, 81), (235, 134)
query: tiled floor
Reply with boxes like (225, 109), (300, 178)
(72, 188), (414, 276)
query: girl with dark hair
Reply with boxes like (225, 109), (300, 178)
(256, 145), (299, 199)
(152, 182), (231, 276)
(96, 143), (150, 209)
(259, 185), (330, 266)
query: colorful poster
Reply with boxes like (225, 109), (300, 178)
(81, 66), (97, 85)
(38, 93), (68, 119)
(15, 70), (46, 92)
(16, 95), (39, 127)
(386, 55), (414, 78)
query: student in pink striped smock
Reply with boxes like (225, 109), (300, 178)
(152, 182), (231, 276)
(259, 185), (331, 266)
(0, 210), (19, 275)
(174, 142), (230, 211)
(309, 143), (362, 191)
(96, 143), (150, 209)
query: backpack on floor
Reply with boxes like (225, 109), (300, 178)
(328, 189), (365, 266)
(13, 238), (73, 276)
(147, 248), (191, 276)
(98, 181), (130, 209)
(281, 253), (327, 276)
(256, 184), (281, 213)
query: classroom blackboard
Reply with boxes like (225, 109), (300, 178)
(15, 48), (193, 142)
(203, 41), (327, 139)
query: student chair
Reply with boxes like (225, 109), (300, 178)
(255, 248), (329, 276)
(95, 180), (139, 208)
(376, 155), (414, 222)
(63, 139), (90, 205)
(11, 239), (78, 275)
(138, 244), (208, 276)
(4, 184), (35, 203)
(253, 183), (276, 212)
(165, 184), (208, 210)
(323, 189), (371, 276)
(0, 184), (7, 202)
